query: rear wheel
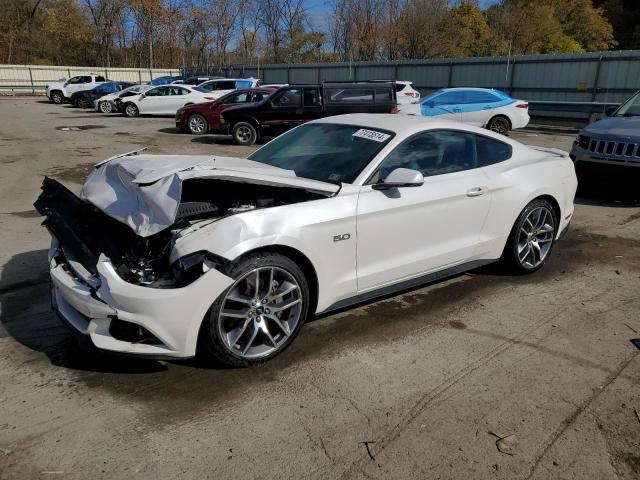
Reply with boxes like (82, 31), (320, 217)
(487, 115), (511, 136)
(77, 96), (90, 109)
(99, 101), (112, 113)
(51, 91), (64, 104)
(502, 199), (557, 274)
(124, 103), (139, 117)
(200, 252), (310, 367)
(232, 121), (258, 146)
(187, 114), (208, 135)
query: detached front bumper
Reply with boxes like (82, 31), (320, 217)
(49, 241), (234, 358)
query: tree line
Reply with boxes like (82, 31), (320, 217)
(0, 0), (636, 69)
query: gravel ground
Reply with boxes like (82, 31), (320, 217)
(0, 98), (639, 480)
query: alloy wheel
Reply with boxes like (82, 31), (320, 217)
(99, 101), (112, 113)
(188, 115), (207, 134)
(517, 206), (555, 269)
(489, 117), (510, 135)
(236, 125), (253, 143)
(217, 266), (303, 359)
(125, 104), (138, 117)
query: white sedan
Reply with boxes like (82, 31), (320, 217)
(400, 88), (530, 135)
(121, 84), (214, 117)
(94, 85), (151, 113)
(35, 114), (576, 366)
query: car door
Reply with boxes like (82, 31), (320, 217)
(420, 91), (465, 121)
(138, 86), (167, 114)
(302, 87), (323, 121)
(460, 90), (501, 127)
(65, 76), (90, 95)
(166, 86), (193, 113)
(260, 88), (303, 135)
(356, 130), (491, 291)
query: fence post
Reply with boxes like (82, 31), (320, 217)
(509, 59), (516, 95)
(287, 66), (290, 84)
(591, 55), (603, 102)
(138, 69), (142, 84)
(448, 61), (453, 87)
(67, 68), (71, 79)
(394, 62), (399, 81)
(28, 67), (34, 95)
(105, 68), (108, 80)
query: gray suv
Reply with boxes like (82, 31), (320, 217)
(570, 90), (640, 170)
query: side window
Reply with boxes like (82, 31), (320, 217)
(145, 87), (163, 97)
(376, 130), (476, 180)
(475, 135), (512, 166)
(250, 91), (268, 102)
(223, 92), (248, 104)
(272, 89), (301, 107)
(463, 91), (501, 104)
(303, 88), (321, 106)
(375, 89), (392, 101)
(216, 81), (236, 90)
(199, 82), (214, 92)
(428, 91), (464, 107)
(82, 76), (92, 83)
(95, 76), (106, 82)
(67, 76), (83, 84)
(327, 88), (374, 102)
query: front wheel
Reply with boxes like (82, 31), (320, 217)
(99, 101), (113, 113)
(187, 114), (208, 135)
(124, 103), (139, 117)
(232, 121), (258, 146)
(487, 116), (511, 136)
(200, 252), (310, 367)
(51, 91), (64, 104)
(501, 199), (557, 273)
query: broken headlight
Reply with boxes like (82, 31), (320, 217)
(172, 251), (229, 286)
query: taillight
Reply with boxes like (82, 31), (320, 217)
(516, 103), (528, 109)
(204, 96), (216, 100)
(404, 92), (419, 98)
(390, 105), (399, 114)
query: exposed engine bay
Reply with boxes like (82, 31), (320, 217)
(35, 176), (329, 288)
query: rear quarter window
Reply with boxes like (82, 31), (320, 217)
(475, 135), (512, 166)
(326, 88), (374, 102)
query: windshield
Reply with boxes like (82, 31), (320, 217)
(193, 86), (207, 93)
(247, 123), (394, 184)
(614, 91), (640, 117)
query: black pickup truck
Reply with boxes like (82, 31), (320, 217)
(221, 83), (398, 145)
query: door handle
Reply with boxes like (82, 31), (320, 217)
(467, 186), (487, 197)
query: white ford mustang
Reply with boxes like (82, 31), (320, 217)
(35, 114), (577, 366)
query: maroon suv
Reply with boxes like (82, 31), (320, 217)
(175, 87), (276, 135)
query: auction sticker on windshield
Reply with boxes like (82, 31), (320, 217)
(352, 129), (391, 142)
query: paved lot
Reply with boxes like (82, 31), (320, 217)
(0, 98), (639, 479)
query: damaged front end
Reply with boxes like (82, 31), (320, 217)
(34, 154), (337, 357)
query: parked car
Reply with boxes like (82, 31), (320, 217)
(570, 89), (640, 173)
(95, 85), (153, 113)
(35, 114), (576, 365)
(196, 78), (261, 100)
(176, 87), (276, 135)
(70, 81), (137, 109)
(118, 85), (213, 117)
(221, 82), (398, 145)
(46, 74), (108, 104)
(399, 87), (530, 135)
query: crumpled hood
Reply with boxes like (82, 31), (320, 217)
(80, 153), (339, 237)
(582, 116), (640, 140)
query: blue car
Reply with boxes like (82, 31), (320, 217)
(399, 87), (530, 135)
(149, 76), (187, 85)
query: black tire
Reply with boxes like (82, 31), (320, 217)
(51, 91), (64, 104)
(232, 121), (258, 146)
(487, 115), (511, 136)
(124, 103), (139, 117)
(200, 252), (310, 367)
(77, 96), (90, 109)
(501, 199), (557, 274)
(187, 113), (209, 135)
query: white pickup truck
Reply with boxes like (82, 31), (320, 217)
(46, 74), (108, 104)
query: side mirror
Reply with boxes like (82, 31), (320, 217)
(604, 106), (617, 116)
(372, 168), (424, 190)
